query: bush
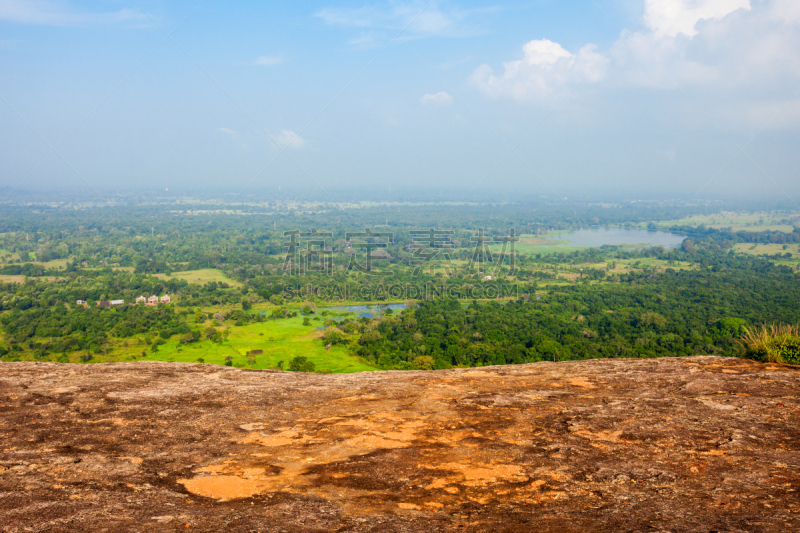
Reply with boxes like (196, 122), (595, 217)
(741, 324), (800, 365)
(322, 329), (345, 345)
(288, 356), (316, 372)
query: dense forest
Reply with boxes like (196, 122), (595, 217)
(349, 256), (800, 369)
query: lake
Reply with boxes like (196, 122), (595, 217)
(547, 228), (685, 249)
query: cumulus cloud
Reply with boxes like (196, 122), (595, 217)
(771, 0), (800, 24)
(273, 130), (305, 149)
(644, 0), (751, 38)
(470, 0), (800, 128)
(218, 127), (239, 138)
(254, 55), (283, 66)
(470, 39), (608, 102)
(420, 91), (453, 106)
(0, 0), (144, 26)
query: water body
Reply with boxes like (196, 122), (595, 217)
(548, 228), (685, 249)
(325, 303), (407, 319)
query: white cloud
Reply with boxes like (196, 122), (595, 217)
(0, 0), (144, 26)
(315, 1), (483, 40)
(470, 0), (800, 128)
(254, 55), (283, 66)
(471, 39), (608, 102)
(519, 39), (573, 66)
(420, 91), (453, 106)
(218, 127), (239, 139)
(644, 0), (751, 38)
(273, 130), (305, 149)
(771, 0), (800, 24)
(348, 33), (376, 49)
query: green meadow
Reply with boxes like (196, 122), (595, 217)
(78, 312), (377, 373)
(155, 268), (243, 287)
(645, 212), (797, 233)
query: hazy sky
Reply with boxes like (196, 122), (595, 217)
(1, 0), (799, 200)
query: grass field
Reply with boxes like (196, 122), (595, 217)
(731, 243), (800, 269)
(0, 249), (20, 262)
(719, 225), (795, 233)
(582, 257), (696, 273)
(486, 233), (580, 255)
(647, 212), (798, 233)
(79, 313), (376, 373)
(733, 243), (798, 254)
(520, 257), (696, 286)
(35, 258), (70, 270)
(82, 266), (135, 273)
(155, 268), (242, 287)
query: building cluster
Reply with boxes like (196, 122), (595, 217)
(136, 295), (171, 306)
(75, 295), (170, 308)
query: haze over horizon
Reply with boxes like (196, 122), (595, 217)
(2, 0), (799, 201)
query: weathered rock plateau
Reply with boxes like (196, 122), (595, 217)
(1, 356), (798, 532)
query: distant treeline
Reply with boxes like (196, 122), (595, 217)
(673, 225), (800, 249)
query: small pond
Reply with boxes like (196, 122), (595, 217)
(324, 303), (408, 319)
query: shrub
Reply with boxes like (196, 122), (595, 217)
(740, 324), (800, 365)
(322, 328), (345, 345)
(288, 356), (316, 372)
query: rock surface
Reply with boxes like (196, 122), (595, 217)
(1, 356), (799, 532)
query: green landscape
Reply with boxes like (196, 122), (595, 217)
(1, 200), (798, 372)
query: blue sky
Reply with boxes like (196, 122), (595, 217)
(1, 0), (799, 200)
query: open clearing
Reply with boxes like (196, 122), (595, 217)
(649, 211), (798, 233)
(156, 268), (243, 287)
(733, 243), (799, 255)
(79, 313), (375, 373)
